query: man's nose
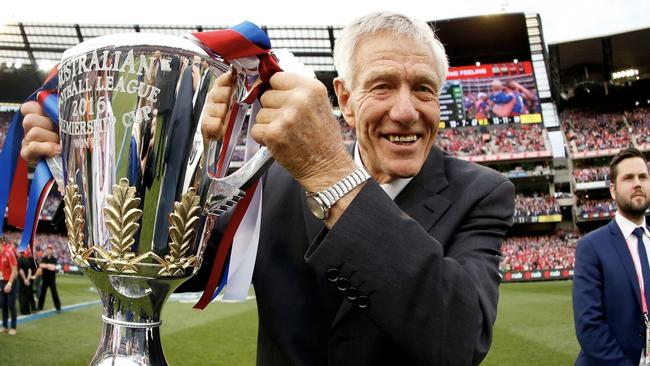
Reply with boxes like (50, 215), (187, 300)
(389, 87), (418, 125)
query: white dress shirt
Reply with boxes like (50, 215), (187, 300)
(353, 142), (412, 200)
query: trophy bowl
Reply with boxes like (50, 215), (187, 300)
(55, 32), (270, 365)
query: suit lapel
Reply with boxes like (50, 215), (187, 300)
(609, 220), (643, 308)
(394, 147), (450, 231)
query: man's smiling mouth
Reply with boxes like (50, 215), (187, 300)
(386, 134), (419, 144)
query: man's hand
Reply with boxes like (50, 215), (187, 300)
(253, 72), (356, 192)
(3, 282), (12, 293)
(201, 72), (234, 142)
(20, 101), (60, 164)
(200, 70), (359, 212)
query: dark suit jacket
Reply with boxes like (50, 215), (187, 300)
(573, 220), (646, 366)
(183, 146), (514, 365)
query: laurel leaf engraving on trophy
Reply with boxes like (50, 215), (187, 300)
(162, 188), (200, 276)
(103, 178), (143, 261)
(63, 181), (89, 267)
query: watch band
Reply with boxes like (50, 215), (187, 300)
(306, 167), (370, 219)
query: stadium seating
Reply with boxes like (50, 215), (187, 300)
(500, 233), (577, 272)
(436, 123), (551, 162)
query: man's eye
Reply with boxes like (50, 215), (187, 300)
(417, 85), (435, 93)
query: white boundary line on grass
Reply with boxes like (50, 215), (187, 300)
(16, 293), (256, 324)
(16, 300), (101, 324)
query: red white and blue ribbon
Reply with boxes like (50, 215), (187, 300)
(0, 68), (59, 252)
(191, 21), (280, 309)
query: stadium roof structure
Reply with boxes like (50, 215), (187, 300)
(547, 27), (650, 108)
(1, 15), (647, 106)
(0, 22), (343, 102)
(0, 14), (539, 102)
(0, 22), (340, 72)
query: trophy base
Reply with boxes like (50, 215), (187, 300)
(90, 315), (167, 366)
(83, 271), (188, 366)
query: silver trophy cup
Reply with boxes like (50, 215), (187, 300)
(54, 32), (272, 365)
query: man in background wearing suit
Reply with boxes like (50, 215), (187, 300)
(20, 12), (515, 365)
(573, 147), (650, 365)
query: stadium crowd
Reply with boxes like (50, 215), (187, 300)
(573, 166), (610, 183)
(514, 193), (561, 218)
(436, 124), (549, 158)
(576, 198), (617, 218)
(2, 231), (71, 267)
(562, 109), (632, 154)
(626, 107), (650, 146)
(500, 232), (578, 272)
(504, 164), (553, 178)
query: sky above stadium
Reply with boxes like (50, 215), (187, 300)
(3, 0), (649, 44)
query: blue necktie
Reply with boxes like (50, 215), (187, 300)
(633, 227), (650, 310)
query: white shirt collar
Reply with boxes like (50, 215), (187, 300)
(354, 142), (412, 200)
(615, 211), (650, 239)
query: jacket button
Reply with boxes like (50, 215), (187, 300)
(336, 277), (350, 291)
(345, 287), (359, 301)
(357, 295), (369, 309)
(326, 268), (340, 283)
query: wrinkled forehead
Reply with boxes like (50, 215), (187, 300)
(353, 31), (435, 58)
(351, 32), (438, 82)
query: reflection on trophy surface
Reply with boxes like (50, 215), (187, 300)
(56, 32), (268, 365)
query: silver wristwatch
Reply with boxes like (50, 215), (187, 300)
(305, 167), (371, 220)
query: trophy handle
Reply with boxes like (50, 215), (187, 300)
(45, 155), (65, 195)
(203, 57), (274, 216)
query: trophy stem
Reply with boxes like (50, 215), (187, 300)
(83, 270), (181, 366)
(90, 310), (167, 366)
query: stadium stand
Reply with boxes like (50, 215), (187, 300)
(437, 124), (551, 161)
(500, 232), (577, 272)
(0, 15), (649, 283)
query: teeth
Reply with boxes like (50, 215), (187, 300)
(388, 135), (417, 143)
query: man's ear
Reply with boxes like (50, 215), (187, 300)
(334, 77), (355, 128)
(610, 182), (616, 200)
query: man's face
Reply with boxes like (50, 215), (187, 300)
(610, 157), (650, 218)
(47, 248), (53, 256)
(335, 32), (441, 184)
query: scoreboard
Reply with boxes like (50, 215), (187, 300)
(439, 82), (465, 124)
(438, 61), (543, 129)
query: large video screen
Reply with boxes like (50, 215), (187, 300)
(439, 61), (542, 128)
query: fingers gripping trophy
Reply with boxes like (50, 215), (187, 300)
(48, 23), (278, 365)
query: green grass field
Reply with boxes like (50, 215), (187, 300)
(0, 276), (579, 365)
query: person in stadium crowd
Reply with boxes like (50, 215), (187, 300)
(17, 249), (36, 315)
(20, 12), (514, 365)
(38, 244), (61, 312)
(573, 147), (650, 365)
(0, 239), (18, 335)
(32, 246), (43, 302)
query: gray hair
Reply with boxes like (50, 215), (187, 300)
(333, 12), (449, 92)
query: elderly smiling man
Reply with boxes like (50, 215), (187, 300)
(21, 12), (514, 366)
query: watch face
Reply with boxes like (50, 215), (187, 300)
(306, 196), (326, 220)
